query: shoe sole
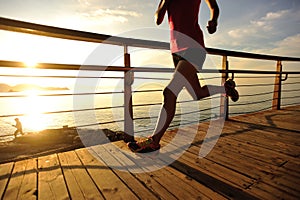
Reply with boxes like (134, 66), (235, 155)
(225, 79), (239, 102)
(127, 142), (160, 153)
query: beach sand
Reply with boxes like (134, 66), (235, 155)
(0, 128), (130, 164)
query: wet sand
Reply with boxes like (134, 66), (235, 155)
(0, 128), (130, 164)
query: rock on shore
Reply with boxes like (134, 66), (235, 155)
(0, 127), (131, 164)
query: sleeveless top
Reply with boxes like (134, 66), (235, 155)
(167, 0), (204, 53)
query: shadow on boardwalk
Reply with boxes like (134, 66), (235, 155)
(0, 105), (299, 199)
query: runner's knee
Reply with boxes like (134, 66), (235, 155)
(163, 87), (177, 102)
(196, 85), (209, 100)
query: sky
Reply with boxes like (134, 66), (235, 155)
(0, 0), (299, 137)
(0, 0), (299, 86)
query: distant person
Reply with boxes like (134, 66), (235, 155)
(128, 0), (239, 153)
(13, 118), (24, 138)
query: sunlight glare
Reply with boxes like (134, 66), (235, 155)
(22, 89), (49, 131)
(23, 59), (38, 68)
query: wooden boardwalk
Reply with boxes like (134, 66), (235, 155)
(0, 106), (299, 200)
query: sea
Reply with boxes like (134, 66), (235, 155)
(0, 73), (299, 142)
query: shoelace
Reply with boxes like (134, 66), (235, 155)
(138, 138), (153, 148)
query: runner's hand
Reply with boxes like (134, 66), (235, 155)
(207, 20), (217, 34)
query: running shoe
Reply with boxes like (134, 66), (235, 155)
(224, 79), (239, 102)
(127, 137), (160, 153)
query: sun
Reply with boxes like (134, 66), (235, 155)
(23, 58), (38, 68)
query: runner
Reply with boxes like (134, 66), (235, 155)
(128, 0), (239, 153)
(13, 118), (24, 138)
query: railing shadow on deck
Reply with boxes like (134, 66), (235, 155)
(171, 159), (260, 200)
(0, 17), (300, 139)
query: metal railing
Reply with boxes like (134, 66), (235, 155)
(1, 17), (300, 140)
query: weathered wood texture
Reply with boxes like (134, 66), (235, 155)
(0, 105), (299, 199)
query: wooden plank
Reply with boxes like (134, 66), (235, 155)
(38, 154), (69, 200)
(0, 162), (14, 198)
(219, 121), (300, 157)
(3, 160), (27, 199)
(174, 109), (300, 199)
(214, 135), (290, 167)
(0, 106), (298, 200)
(111, 169), (160, 200)
(191, 146), (271, 180)
(282, 160), (300, 173)
(229, 123), (300, 146)
(91, 144), (177, 200)
(217, 134), (297, 167)
(114, 140), (228, 200)
(210, 125), (299, 168)
(3, 159), (37, 199)
(234, 109), (300, 132)
(195, 119), (300, 199)
(170, 159), (258, 200)
(149, 168), (211, 200)
(224, 125), (300, 166)
(18, 158), (37, 200)
(108, 142), (207, 200)
(162, 124), (286, 198)
(263, 174), (300, 198)
(109, 141), (213, 200)
(182, 149), (256, 187)
(58, 151), (104, 200)
(90, 144), (159, 200)
(267, 160), (300, 191)
(153, 137), (257, 199)
(75, 148), (139, 200)
(190, 145), (256, 186)
(198, 117), (300, 150)
(161, 128), (257, 187)
(247, 180), (299, 200)
(164, 166), (228, 200)
(227, 115), (300, 145)
(188, 135), (288, 181)
(93, 144), (176, 199)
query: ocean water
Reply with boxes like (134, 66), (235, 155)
(1, 74), (299, 142)
(0, 89), (211, 141)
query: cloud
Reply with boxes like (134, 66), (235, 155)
(76, 0), (142, 25)
(94, 9), (140, 17)
(228, 28), (256, 39)
(267, 34), (300, 56)
(208, 8), (300, 57)
(81, 8), (141, 24)
(263, 9), (289, 20)
(250, 9), (290, 31)
(228, 9), (292, 40)
(78, 0), (90, 6)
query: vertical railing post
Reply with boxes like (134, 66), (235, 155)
(220, 55), (229, 120)
(124, 45), (135, 142)
(272, 60), (282, 110)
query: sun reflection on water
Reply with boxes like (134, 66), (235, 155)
(21, 89), (51, 132)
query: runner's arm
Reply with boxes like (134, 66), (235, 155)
(205, 0), (219, 34)
(155, 0), (170, 25)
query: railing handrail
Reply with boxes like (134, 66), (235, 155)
(1, 17), (300, 62)
(205, 47), (300, 62)
(1, 60), (300, 75)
